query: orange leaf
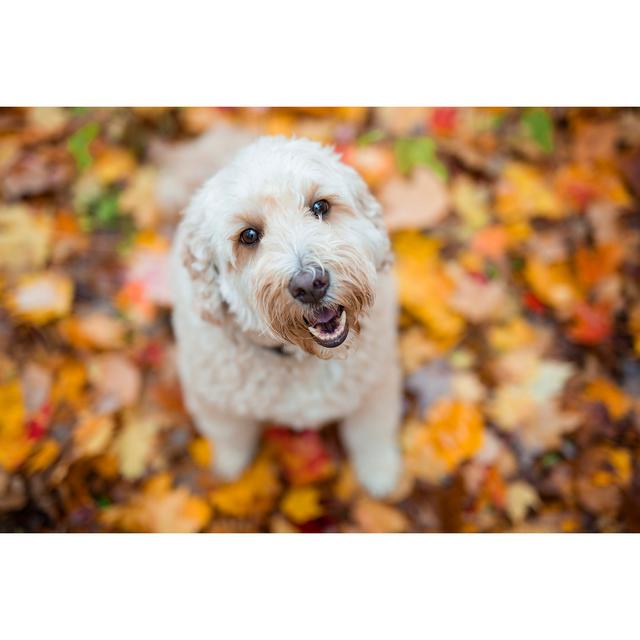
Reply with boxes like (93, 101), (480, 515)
(352, 496), (409, 533)
(584, 378), (632, 420)
(568, 303), (612, 345)
(210, 454), (281, 518)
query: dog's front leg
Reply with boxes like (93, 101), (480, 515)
(192, 406), (261, 481)
(340, 363), (403, 498)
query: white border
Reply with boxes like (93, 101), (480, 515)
(1, 534), (638, 639)
(2, 0), (639, 105)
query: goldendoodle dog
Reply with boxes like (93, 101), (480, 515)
(171, 135), (402, 496)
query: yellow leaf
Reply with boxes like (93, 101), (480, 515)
(210, 454), (281, 518)
(189, 437), (213, 467)
(27, 439), (61, 473)
(352, 496), (409, 533)
(333, 463), (360, 503)
(584, 378), (632, 420)
(281, 486), (324, 524)
(111, 412), (160, 480)
(403, 400), (484, 482)
(488, 318), (537, 352)
(393, 231), (465, 343)
(51, 360), (87, 409)
(451, 175), (490, 231)
(4, 272), (74, 324)
(524, 259), (582, 313)
(0, 379), (25, 440)
(73, 414), (115, 458)
(506, 481), (540, 524)
(495, 162), (565, 222)
(0, 205), (53, 273)
(101, 472), (211, 533)
(0, 376), (32, 471)
(93, 147), (137, 185)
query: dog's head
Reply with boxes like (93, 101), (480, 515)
(180, 136), (391, 358)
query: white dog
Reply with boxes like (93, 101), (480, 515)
(171, 135), (402, 497)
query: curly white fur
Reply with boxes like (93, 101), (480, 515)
(171, 135), (402, 497)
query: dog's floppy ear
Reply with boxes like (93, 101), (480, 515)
(179, 192), (225, 325)
(350, 173), (394, 272)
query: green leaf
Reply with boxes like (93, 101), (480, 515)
(67, 122), (100, 171)
(394, 136), (448, 180)
(522, 108), (554, 154)
(541, 452), (561, 469)
(93, 192), (120, 227)
(357, 128), (386, 146)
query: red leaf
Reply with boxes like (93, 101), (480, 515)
(569, 303), (613, 345)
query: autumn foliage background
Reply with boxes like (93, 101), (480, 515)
(1, 106), (639, 533)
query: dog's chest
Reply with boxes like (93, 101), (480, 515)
(176, 322), (382, 429)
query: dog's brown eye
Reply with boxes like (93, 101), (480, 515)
(239, 228), (260, 245)
(311, 199), (330, 218)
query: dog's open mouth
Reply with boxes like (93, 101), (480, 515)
(306, 306), (349, 348)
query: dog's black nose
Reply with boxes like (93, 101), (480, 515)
(288, 267), (330, 304)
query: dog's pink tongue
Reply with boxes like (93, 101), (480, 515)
(314, 308), (338, 324)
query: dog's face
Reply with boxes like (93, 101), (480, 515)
(181, 136), (391, 357)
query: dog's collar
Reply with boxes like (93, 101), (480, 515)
(265, 343), (293, 357)
(220, 295), (295, 357)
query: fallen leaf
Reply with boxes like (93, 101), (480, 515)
(89, 353), (141, 413)
(583, 378), (632, 420)
(379, 167), (450, 231)
(506, 481), (540, 524)
(101, 473), (211, 533)
(3, 272), (74, 324)
(281, 486), (324, 524)
(352, 496), (409, 533)
(403, 400), (484, 483)
(265, 428), (336, 486)
(0, 205), (53, 273)
(111, 411), (161, 480)
(495, 162), (565, 222)
(73, 414), (115, 458)
(210, 454), (281, 518)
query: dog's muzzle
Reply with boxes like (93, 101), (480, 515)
(288, 267), (349, 348)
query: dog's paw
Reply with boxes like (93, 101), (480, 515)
(213, 446), (254, 481)
(353, 445), (403, 499)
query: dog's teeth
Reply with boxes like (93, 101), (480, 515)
(307, 309), (347, 342)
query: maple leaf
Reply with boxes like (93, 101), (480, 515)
(3, 272), (74, 324)
(495, 162), (565, 222)
(101, 473), (211, 533)
(393, 231), (466, 344)
(403, 400), (484, 483)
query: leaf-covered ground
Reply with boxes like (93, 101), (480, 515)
(1, 107), (639, 532)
